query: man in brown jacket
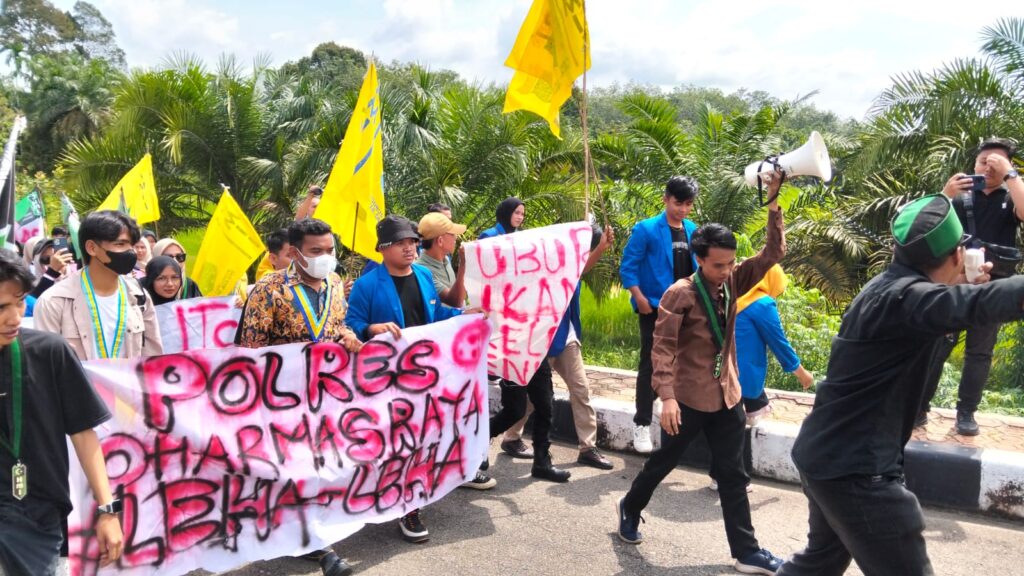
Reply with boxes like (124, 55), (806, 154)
(33, 211), (162, 361)
(617, 173), (786, 575)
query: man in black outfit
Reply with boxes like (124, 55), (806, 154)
(919, 138), (1024, 435)
(779, 194), (1024, 576)
(0, 249), (124, 575)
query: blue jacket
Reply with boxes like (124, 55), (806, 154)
(548, 284), (582, 358)
(26, 294), (36, 317)
(619, 211), (698, 311)
(346, 263), (462, 339)
(478, 223), (508, 240)
(735, 296), (801, 399)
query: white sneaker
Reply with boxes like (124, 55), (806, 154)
(708, 479), (753, 493)
(633, 425), (653, 453)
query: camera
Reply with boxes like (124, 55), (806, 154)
(52, 237), (69, 251)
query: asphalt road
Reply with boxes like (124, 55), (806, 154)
(210, 442), (1024, 576)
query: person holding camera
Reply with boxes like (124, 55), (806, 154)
(921, 138), (1024, 435)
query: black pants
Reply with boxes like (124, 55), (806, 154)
(0, 497), (62, 576)
(490, 362), (555, 454)
(621, 402), (758, 559)
(633, 311), (658, 426)
(920, 323), (1000, 414)
(778, 474), (933, 576)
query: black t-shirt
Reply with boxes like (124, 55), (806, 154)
(952, 187), (1021, 248)
(0, 329), (111, 515)
(392, 273), (425, 328)
(671, 226), (693, 281)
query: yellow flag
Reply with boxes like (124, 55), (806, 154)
(191, 189), (266, 297)
(316, 62), (386, 263)
(97, 153), (160, 224)
(502, 0), (590, 138)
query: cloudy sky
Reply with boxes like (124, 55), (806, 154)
(51, 0), (1021, 120)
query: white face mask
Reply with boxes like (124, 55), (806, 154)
(298, 252), (336, 279)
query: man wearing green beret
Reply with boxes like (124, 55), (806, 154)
(778, 195), (1024, 575)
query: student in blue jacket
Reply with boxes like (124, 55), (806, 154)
(735, 264), (814, 422)
(345, 214), (463, 545)
(618, 176), (699, 453)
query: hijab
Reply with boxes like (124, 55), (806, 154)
(495, 197), (524, 234)
(141, 256), (183, 306)
(736, 264), (788, 315)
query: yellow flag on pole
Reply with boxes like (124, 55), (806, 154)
(97, 153), (160, 224)
(315, 62), (386, 263)
(502, 0), (590, 138)
(191, 188), (265, 297)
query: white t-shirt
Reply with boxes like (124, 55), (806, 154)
(566, 321), (580, 347)
(94, 291), (123, 357)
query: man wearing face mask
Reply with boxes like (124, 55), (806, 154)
(235, 217), (361, 576)
(33, 211), (163, 361)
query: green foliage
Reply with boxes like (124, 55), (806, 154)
(579, 284), (639, 371)
(764, 283), (842, 391)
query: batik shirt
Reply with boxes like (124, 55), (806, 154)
(237, 263), (350, 348)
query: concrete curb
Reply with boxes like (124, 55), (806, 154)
(488, 384), (1024, 521)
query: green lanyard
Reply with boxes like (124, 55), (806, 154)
(0, 339), (27, 500)
(693, 270), (730, 378)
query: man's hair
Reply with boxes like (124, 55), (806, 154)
(78, 210), (141, 264)
(51, 225), (68, 237)
(690, 223), (737, 258)
(428, 203), (451, 214)
(665, 176), (699, 203)
(266, 229), (290, 254)
(897, 243), (959, 273)
(0, 249), (35, 294)
(142, 229), (157, 241)
(287, 218), (333, 249)
(977, 138), (1017, 159)
(422, 237), (436, 250)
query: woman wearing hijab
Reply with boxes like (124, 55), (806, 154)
(151, 237), (203, 299)
(734, 264), (814, 421)
(479, 197), (526, 239)
(141, 256), (185, 306)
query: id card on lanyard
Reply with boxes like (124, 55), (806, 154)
(693, 270), (730, 378)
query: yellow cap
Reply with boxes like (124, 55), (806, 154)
(418, 212), (467, 240)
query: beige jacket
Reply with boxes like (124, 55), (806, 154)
(33, 269), (164, 361)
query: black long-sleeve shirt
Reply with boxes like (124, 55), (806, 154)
(792, 263), (1024, 480)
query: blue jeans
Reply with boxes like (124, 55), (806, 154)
(0, 496), (63, 576)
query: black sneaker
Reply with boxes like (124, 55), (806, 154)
(914, 411), (928, 428)
(500, 439), (534, 458)
(319, 551), (354, 576)
(399, 510), (429, 543)
(616, 497), (644, 544)
(956, 410), (980, 436)
(735, 548), (784, 574)
(459, 471), (497, 490)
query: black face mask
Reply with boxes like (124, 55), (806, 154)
(102, 248), (138, 275)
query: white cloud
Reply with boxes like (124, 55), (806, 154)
(48, 0), (1023, 120)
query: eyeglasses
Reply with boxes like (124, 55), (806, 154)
(168, 253), (187, 263)
(156, 275), (182, 284)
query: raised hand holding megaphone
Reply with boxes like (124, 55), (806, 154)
(744, 131), (832, 205)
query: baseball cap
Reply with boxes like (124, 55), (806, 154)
(418, 212), (467, 240)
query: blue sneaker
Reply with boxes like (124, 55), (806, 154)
(616, 497), (644, 544)
(735, 548), (784, 574)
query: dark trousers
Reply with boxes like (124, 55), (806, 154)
(490, 362), (555, 454)
(920, 323), (1000, 414)
(778, 475), (933, 576)
(621, 402), (759, 559)
(633, 311), (658, 426)
(0, 497), (63, 576)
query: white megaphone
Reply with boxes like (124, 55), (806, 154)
(743, 131), (832, 186)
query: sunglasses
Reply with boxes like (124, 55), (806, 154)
(169, 253), (187, 263)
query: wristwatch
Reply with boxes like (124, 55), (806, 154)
(96, 499), (123, 516)
(1005, 169), (1020, 182)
